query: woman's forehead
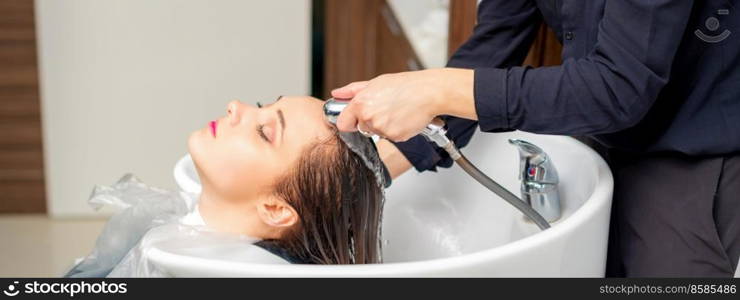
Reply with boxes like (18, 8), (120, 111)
(279, 96), (335, 146)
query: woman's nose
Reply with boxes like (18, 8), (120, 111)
(227, 100), (242, 126)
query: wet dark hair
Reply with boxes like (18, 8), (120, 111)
(258, 132), (385, 264)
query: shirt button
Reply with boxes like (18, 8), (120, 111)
(565, 31), (574, 40)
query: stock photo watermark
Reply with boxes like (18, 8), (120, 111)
(3, 280), (127, 298)
(695, 9), (732, 43)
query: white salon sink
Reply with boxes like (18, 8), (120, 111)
(157, 131), (613, 277)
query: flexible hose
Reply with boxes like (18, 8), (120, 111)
(455, 153), (551, 230)
(321, 99), (552, 230)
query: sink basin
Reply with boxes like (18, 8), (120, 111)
(155, 131), (613, 277)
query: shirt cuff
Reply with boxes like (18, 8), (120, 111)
(391, 135), (443, 172)
(391, 117), (477, 172)
(474, 67), (510, 132)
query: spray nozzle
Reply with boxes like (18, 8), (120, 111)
(322, 98), (392, 188)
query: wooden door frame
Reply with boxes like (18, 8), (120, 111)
(318, 0), (423, 99)
(316, 0), (562, 99)
(0, 0), (46, 213)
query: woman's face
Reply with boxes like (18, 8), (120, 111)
(188, 96), (334, 203)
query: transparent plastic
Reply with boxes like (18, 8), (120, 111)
(63, 174), (286, 278)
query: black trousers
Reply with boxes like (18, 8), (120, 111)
(604, 149), (740, 277)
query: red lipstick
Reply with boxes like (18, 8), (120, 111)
(209, 120), (217, 137)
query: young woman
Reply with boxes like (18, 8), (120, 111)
(66, 96), (388, 277)
(189, 96), (386, 264)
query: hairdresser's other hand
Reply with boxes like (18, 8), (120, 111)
(332, 68), (476, 142)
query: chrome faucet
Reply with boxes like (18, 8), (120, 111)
(509, 139), (561, 222)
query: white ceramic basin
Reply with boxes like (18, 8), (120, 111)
(155, 131), (613, 277)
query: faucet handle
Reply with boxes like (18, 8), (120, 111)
(509, 138), (561, 222)
(509, 139), (559, 185)
(509, 139), (546, 165)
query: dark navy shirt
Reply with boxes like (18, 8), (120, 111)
(393, 0), (740, 172)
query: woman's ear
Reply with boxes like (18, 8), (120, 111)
(256, 197), (298, 228)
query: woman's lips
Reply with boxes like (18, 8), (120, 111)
(209, 120), (217, 137)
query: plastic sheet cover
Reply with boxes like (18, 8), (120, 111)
(63, 174), (286, 277)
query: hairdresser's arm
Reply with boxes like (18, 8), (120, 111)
(376, 139), (412, 179)
(335, 0), (543, 172)
(338, 0), (693, 171)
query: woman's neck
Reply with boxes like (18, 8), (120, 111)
(197, 187), (267, 238)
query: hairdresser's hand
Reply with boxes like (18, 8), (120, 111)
(332, 68), (476, 142)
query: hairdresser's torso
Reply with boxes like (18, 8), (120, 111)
(529, 0), (737, 155)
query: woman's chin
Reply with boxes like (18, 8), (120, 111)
(187, 129), (218, 192)
(187, 129), (207, 166)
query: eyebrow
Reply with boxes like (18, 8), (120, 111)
(263, 96), (285, 142)
(277, 109), (285, 140)
(262, 95), (283, 109)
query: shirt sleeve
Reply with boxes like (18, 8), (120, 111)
(476, 0), (694, 136)
(392, 0), (543, 172)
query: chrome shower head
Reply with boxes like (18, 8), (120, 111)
(322, 98), (392, 188)
(322, 97), (458, 158)
(323, 98), (349, 125)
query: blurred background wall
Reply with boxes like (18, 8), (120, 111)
(35, 0), (311, 218)
(2, 0), (558, 218)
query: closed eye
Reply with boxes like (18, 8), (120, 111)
(257, 124), (270, 142)
(255, 96), (284, 144)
